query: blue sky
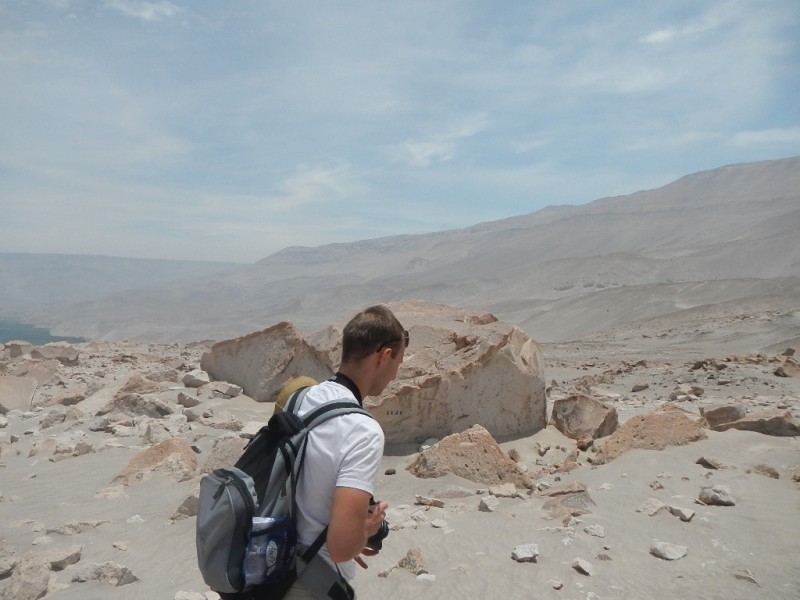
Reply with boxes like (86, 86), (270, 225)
(2, 0), (799, 263)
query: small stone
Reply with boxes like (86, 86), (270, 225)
(696, 456), (724, 469)
(697, 485), (735, 506)
(419, 437), (439, 451)
(415, 495), (445, 508)
(572, 558), (593, 576)
(488, 483), (518, 498)
(177, 392), (201, 408)
(511, 543), (539, 563)
(584, 524), (605, 538)
(650, 540), (687, 561)
(431, 519), (448, 529)
(748, 464), (779, 479)
(478, 495), (500, 512)
(549, 579), (563, 590)
(668, 506), (695, 522)
(385, 468), (396, 475)
(72, 561), (140, 586)
(632, 383), (649, 392)
(637, 498), (667, 516)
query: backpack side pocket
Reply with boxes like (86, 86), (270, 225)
(196, 467), (257, 594)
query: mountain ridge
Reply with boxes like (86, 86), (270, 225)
(3, 156), (798, 344)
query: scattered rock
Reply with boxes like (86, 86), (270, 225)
(177, 392), (201, 408)
(699, 404), (748, 429)
(668, 506), (695, 522)
(696, 455), (725, 470)
(747, 464), (779, 479)
(47, 520), (110, 535)
(379, 548), (429, 578)
(637, 498), (667, 516)
(0, 539), (19, 579)
(209, 381), (243, 397)
(713, 409), (800, 436)
(50, 431), (94, 462)
(406, 425), (531, 488)
(572, 558), (593, 575)
(697, 485), (735, 506)
(0, 553), (50, 600)
(30, 342), (80, 366)
(172, 487), (200, 520)
(550, 394), (618, 440)
(650, 540), (687, 561)
(0, 376), (37, 413)
(539, 481), (595, 521)
(72, 561), (140, 586)
(478, 495), (500, 512)
(592, 409), (707, 464)
(511, 544), (539, 563)
(584, 524), (605, 538)
(113, 438), (197, 485)
(182, 369), (211, 388)
(37, 544), (82, 570)
(414, 495), (445, 508)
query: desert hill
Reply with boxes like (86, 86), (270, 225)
(4, 156), (799, 344)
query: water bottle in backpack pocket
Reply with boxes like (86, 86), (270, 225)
(243, 515), (297, 587)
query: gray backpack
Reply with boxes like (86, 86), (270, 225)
(196, 388), (373, 599)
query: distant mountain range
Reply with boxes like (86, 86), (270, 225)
(3, 156), (799, 344)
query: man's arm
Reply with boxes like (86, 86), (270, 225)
(326, 486), (387, 563)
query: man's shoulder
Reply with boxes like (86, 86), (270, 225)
(301, 380), (358, 406)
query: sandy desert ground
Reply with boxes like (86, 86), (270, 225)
(1, 297), (798, 600)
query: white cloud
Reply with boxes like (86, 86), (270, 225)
(104, 0), (183, 22)
(265, 164), (367, 211)
(640, 4), (731, 45)
(624, 131), (721, 151)
(733, 127), (800, 146)
(389, 113), (489, 167)
(511, 139), (549, 154)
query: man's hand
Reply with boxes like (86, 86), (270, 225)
(366, 499), (388, 537)
(356, 499), (388, 569)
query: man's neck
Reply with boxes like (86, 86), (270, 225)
(332, 371), (363, 405)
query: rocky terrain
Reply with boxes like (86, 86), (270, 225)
(0, 298), (798, 600)
(0, 157), (798, 599)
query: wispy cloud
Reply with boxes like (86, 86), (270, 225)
(389, 113), (489, 167)
(103, 0), (183, 22)
(733, 127), (800, 146)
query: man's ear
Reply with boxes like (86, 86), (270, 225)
(375, 346), (394, 367)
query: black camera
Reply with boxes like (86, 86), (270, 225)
(367, 496), (389, 551)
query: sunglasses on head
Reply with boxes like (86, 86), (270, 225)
(376, 330), (409, 352)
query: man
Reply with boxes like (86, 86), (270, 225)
(285, 305), (408, 599)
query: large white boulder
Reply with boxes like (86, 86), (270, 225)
(200, 321), (334, 402)
(364, 301), (547, 443)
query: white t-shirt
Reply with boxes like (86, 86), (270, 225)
(292, 379), (385, 581)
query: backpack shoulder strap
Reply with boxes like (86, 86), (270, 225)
(284, 385), (312, 415)
(284, 384), (373, 429)
(301, 401), (373, 429)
